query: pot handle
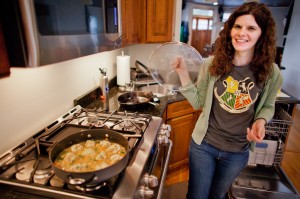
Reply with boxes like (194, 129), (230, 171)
(68, 174), (95, 185)
(135, 60), (151, 76)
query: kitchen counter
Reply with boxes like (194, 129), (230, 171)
(74, 85), (186, 117)
(74, 82), (300, 118)
(275, 90), (300, 115)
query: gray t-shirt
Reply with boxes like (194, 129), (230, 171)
(205, 65), (263, 152)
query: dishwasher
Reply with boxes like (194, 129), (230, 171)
(229, 105), (300, 199)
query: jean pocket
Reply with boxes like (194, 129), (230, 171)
(190, 138), (208, 152)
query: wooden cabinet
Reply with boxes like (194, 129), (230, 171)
(121, 0), (146, 46)
(165, 100), (201, 170)
(145, 0), (174, 43)
(121, 0), (174, 46)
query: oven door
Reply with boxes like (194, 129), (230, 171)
(145, 140), (173, 199)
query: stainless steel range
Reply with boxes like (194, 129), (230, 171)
(0, 105), (172, 199)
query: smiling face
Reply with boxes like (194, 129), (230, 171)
(231, 15), (262, 55)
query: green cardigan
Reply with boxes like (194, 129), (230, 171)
(179, 56), (283, 150)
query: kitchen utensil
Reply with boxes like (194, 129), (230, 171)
(49, 129), (129, 185)
(118, 91), (157, 109)
(148, 41), (203, 91)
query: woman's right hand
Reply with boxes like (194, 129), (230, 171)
(171, 56), (191, 86)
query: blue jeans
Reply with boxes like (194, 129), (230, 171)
(187, 139), (249, 199)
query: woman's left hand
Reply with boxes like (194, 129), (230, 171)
(247, 119), (266, 142)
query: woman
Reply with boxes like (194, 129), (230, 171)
(173, 2), (282, 199)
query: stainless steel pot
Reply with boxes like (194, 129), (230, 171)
(49, 129), (129, 185)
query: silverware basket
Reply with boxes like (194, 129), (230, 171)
(248, 106), (293, 166)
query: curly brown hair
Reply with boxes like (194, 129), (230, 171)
(210, 2), (276, 84)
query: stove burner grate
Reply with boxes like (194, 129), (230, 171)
(0, 106), (160, 199)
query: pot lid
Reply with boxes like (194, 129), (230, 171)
(148, 42), (203, 91)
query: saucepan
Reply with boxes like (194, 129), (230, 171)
(118, 91), (158, 109)
(49, 129), (130, 185)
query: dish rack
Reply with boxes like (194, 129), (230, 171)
(248, 105), (293, 166)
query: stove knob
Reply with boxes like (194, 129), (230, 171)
(159, 124), (171, 137)
(141, 173), (158, 187)
(157, 134), (169, 144)
(159, 129), (170, 137)
(161, 124), (171, 131)
(138, 185), (154, 198)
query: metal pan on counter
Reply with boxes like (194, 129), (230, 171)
(117, 91), (158, 110)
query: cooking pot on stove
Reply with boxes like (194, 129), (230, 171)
(49, 129), (129, 185)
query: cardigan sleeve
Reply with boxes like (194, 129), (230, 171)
(179, 56), (214, 110)
(254, 64), (283, 123)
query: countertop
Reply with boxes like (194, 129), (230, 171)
(74, 85), (186, 117)
(74, 82), (300, 118)
(276, 89), (300, 104)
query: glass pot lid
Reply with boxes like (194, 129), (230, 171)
(148, 42), (203, 91)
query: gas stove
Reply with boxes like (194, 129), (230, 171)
(0, 105), (172, 199)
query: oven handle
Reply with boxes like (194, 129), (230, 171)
(157, 140), (173, 199)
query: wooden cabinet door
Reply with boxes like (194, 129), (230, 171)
(121, 0), (146, 46)
(167, 112), (197, 170)
(167, 100), (195, 119)
(146, 0), (174, 42)
(166, 100), (202, 170)
(121, 0), (174, 45)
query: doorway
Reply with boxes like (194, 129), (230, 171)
(190, 8), (213, 58)
(191, 17), (212, 57)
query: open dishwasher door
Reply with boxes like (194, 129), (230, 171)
(229, 165), (300, 199)
(229, 105), (300, 199)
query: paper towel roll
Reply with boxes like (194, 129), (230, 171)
(117, 53), (131, 86)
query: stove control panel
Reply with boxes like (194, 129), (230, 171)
(137, 123), (172, 198)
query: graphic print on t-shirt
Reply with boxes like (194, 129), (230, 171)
(214, 76), (258, 113)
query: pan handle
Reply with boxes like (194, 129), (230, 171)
(68, 174), (95, 185)
(135, 60), (151, 76)
(122, 134), (142, 138)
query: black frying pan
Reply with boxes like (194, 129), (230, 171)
(118, 91), (156, 109)
(49, 129), (129, 185)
